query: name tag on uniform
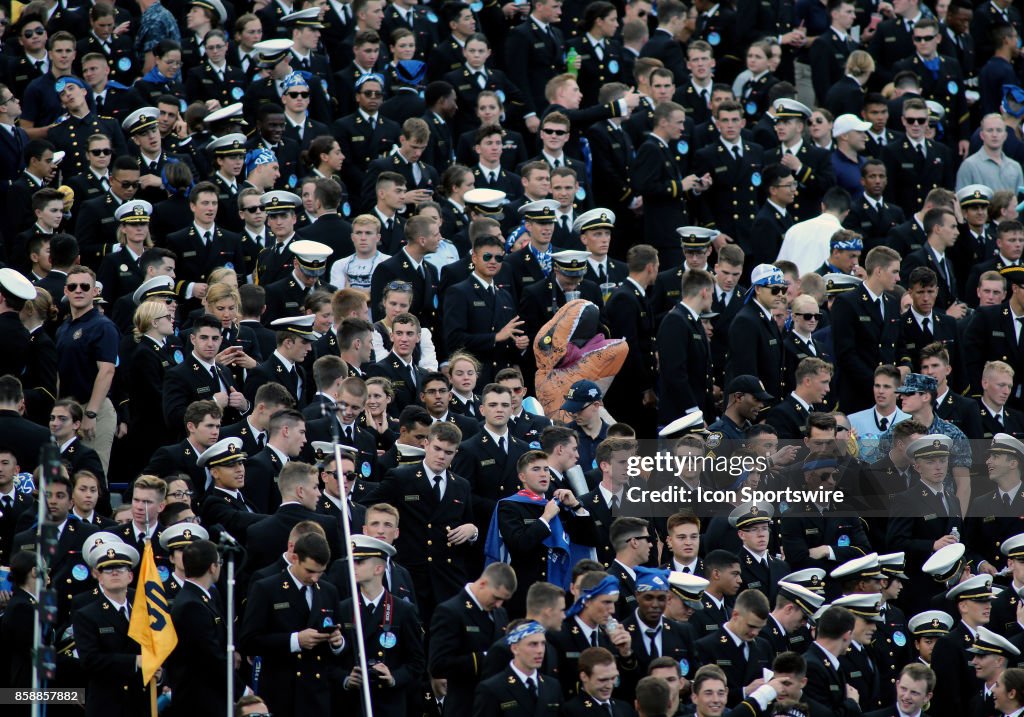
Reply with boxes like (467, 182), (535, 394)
(393, 380), (406, 387)
(404, 494), (420, 502)
(566, 651), (580, 658)
(625, 595), (636, 603)
(101, 216), (115, 224)
(692, 333), (702, 340)
(285, 302), (299, 308)
(984, 516), (996, 522)
(524, 518), (537, 524)
(805, 527), (819, 535)
(274, 602), (290, 610)
(905, 343), (916, 350)
(768, 339), (778, 345)
(994, 331), (1005, 338)
(859, 315), (872, 322)
(197, 386), (211, 394)
(183, 251), (197, 258)
(466, 626), (480, 633)
(901, 163), (914, 169)
(749, 581), (762, 588)
(473, 301), (486, 307)
(714, 166), (727, 173)
(534, 42), (546, 48)
(830, 684), (841, 692)
(717, 659), (732, 666)
(351, 136), (365, 142)
(923, 513), (937, 521)
(850, 671), (862, 678)
(501, 702), (519, 710)
(99, 627), (115, 634)
(481, 459), (495, 466)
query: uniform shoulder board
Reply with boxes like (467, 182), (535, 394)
(178, 136), (193, 147)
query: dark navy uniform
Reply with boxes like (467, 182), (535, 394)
(184, 61), (248, 106)
(161, 354), (248, 440)
(692, 140), (765, 259)
(504, 17), (565, 118)
(331, 111), (402, 194)
(657, 302), (713, 427)
(803, 642), (862, 717)
(73, 589), (148, 717)
(881, 138), (955, 217)
(46, 112), (126, 177)
(844, 196), (905, 251)
(631, 135), (692, 267)
(694, 630), (775, 707)
(451, 430), (530, 536)
(963, 305), (1024, 407)
(831, 283), (901, 413)
(472, 665), (562, 717)
(725, 300), (786, 403)
(765, 143), (837, 223)
(809, 28), (857, 104)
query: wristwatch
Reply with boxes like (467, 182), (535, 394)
(84, 410), (98, 419)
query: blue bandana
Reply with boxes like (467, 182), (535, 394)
(506, 620), (546, 645)
(566, 575), (620, 618)
(804, 457), (839, 471)
(282, 71), (309, 91)
(1004, 85), (1024, 118)
(635, 567), (671, 592)
(245, 148), (277, 176)
(529, 242), (553, 277)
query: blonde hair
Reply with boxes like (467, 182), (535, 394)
(208, 267), (239, 287)
(352, 213), (382, 231)
(204, 283), (242, 312)
(133, 300), (169, 339)
(116, 223), (154, 249)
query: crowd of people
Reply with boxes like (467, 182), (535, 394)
(6, 0), (1024, 714)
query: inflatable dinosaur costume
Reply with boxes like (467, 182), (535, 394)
(534, 299), (628, 423)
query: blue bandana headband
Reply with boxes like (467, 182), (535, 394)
(804, 457), (838, 471)
(566, 575), (620, 618)
(635, 566), (670, 592)
(831, 236), (863, 251)
(506, 620), (546, 645)
(245, 148), (277, 176)
(282, 71), (309, 91)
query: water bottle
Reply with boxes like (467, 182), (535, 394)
(950, 526), (960, 542)
(566, 48), (579, 78)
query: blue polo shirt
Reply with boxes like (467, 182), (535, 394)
(832, 149), (866, 200)
(55, 308), (120, 404)
(568, 419), (609, 471)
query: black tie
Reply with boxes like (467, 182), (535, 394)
(432, 475), (442, 502)
(610, 495), (619, 511)
(137, 532), (146, 545)
(95, 94), (105, 113)
(385, 218), (393, 233)
(525, 677), (537, 697)
(560, 215), (569, 232)
(998, 413), (1005, 426)
(34, 60), (44, 72)
(299, 585), (310, 610)
(732, 145), (742, 161)
(683, 565), (691, 573)
(645, 628), (660, 657)
(149, 161), (159, 172)
(700, 88), (709, 105)
(211, 366), (219, 384)
(203, 231), (212, 245)
(937, 258), (951, 290)
(591, 630), (599, 647)
(879, 416), (889, 431)
(488, 171), (496, 184)
(598, 263), (607, 283)
(875, 297), (884, 320)
(257, 433), (266, 449)
(915, 143), (925, 159)
(498, 435), (506, 453)
(474, 71), (485, 89)
(922, 316), (933, 341)
(1017, 317), (1024, 347)
(1, 496), (10, 511)
(344, 426), (354, 443)
(119, 605), (130, 622)
(1003, 494), (1012, 509)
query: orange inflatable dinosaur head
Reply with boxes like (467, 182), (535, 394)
(534, 299), (628, 423)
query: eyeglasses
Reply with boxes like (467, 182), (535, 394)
(342, 471), (360, 481)
(912, 34), (936, 42)
(66, 282), (93, 292)
(810, 117), (827, 125)
(766, 286), (786, 295)
(205, 44), (227, 51)
(773, 182), (798, 190)
(99, 565), (130, 574)
(22, 27), (46, 37)
(89, 148), (113, 156)
(241, 205), (265, 213)
(481, 252), (504, 262)
(631, 535), (654, 543)
(154, 314), (173, 322)
(795, 312), (821, 320)
(541, 128), (569, 136)
(160, 58), (183, 67)
(118, 180), (141, 189)
(385, 281), (413, 291)
(360, 90), (383, 98)
(0, 94), (13, 105)
(904, 116), (928, 125)
(285, 91), (310, 98)
(167, 489), (193, 499)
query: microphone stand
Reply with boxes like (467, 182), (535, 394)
(325, 400), (374, 717)
(216, 529), (244, 717)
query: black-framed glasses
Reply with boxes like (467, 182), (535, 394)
(360, 90), (383, 98)
(0, 94), (13, 105)
(241, 205), (264, 213)
(285, 91), (310, 98)
(912, 34), (936, 42)
(632, 535), (654, 543)
(773, 182), (798, 190)
(795, 312), (821, 320)
(385, 280), (413, 291)
(481, 252), (504, 262)
(66, 282), (93, 292)
(541, 128), (569, 136)
(22, 27), (46, 37)
(904, 116), (928, 125)
(89, 148), (113, 156)
(167, 489), (193, 499)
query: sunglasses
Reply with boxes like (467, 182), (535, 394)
(541, 128), (569, 136)
(285, 91), (310, 98)
(481, 252), (504, 262)
(360, 90), (383, 98)
(765, 286), (786, 295)
(241, 205), (265, 213)
(795, 312), (821, 320)
(631, 535), (655, 543)
(386, 281), (413, 291)
(89, 148), (113, 156)
(99, 565), (130, 574)
(66, 282), (93, 292)
(912, 34), (936, 42)
(22, 27), (46, 37)
(118, 180), (141, 189)
(342, 471), (360, 481)
(154, 314), (173, 321)
(904, 116), (928, 125)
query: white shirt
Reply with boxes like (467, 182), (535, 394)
(423, 461), (447, 499)
(598, 483), (623, 509)
(777, 212), (844, 275)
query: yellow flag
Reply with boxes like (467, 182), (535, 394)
(128, 541), (178, 685)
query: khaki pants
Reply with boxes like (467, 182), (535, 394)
(82, 397), (116, 475)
